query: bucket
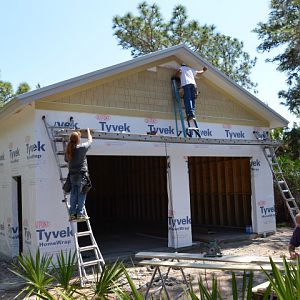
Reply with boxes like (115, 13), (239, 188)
(245, 226), (253, 234)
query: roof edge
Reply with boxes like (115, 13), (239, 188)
(2, 44), (289, 128)
(177, 46), (289, 127)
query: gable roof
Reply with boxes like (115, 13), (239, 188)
(0, 44), (288, 128)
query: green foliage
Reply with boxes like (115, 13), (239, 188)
(0, 79), (30, 106)
(16, 82), (30, 95)
(0, 80), (14, 104)
(13, 251), (296, 300)
(92, 260), (125, 299)
(112, 2), (257, 92)
(281, 124), (300, 160)
(197, 276), (220, 299)
(188, 271), (253, 300)
(10, 249), (54, 299)
(270, 125), (300, 204)
(51, 250), (78, 296)
(254, 0), (300, 115)
(262, 256), (300, 300)
(115, 267), (145, 300)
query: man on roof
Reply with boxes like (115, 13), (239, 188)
(176, 64), (207, 121)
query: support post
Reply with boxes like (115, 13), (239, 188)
(251, 151), (276, 234)
(167, 155), (192, 248)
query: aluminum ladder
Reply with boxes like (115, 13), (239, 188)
(171, 77), (201, 138)
(254, 131), (299, 225)
(42, 116), (105, 286)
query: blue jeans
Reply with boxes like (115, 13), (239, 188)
(183, 84), (196, 117)
(69, 174), (87, 216)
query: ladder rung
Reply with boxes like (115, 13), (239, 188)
(187, 127), (199, 130)
(43, 116), (105, 284)
(278, 181), (285, 184)
(79, 245), (97, 252)
(82, 259), (103, 267)
(282, 190), (290, 193)
(53, 137), (64, 142)
(76, 231), (92, 237)
(286, 198), (295, 201)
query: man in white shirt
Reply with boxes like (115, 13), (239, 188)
(176, 64), (207, 121)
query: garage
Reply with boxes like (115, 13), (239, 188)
(84, 155), (169, 253)
(0, 45), (285, 259)
(188, 157), (252, 230)
(83, 155), (252, 253)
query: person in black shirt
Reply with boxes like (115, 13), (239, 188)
(289, 213), (300, 259)
(65, 129), (92, 221)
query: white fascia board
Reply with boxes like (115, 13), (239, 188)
(4, 44), (288, 128)
(16, 44), (185, 103)
(0, 47), (184, 120)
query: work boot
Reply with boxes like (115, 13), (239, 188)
(76, 215), (89, 222)
(69, 214), (76, 221)
(187, 115), (193, 122)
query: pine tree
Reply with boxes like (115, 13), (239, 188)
(113, 2), (257, 92)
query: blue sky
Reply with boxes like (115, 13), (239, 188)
(0, 0), (296, 125)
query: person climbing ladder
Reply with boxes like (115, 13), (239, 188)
(176, 64), (207, 121)
(65, 128), (92, 221)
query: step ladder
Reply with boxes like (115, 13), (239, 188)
(253, 131), (299, 225)
(42, 116), (105, 286)
(171, 77), (201, 138)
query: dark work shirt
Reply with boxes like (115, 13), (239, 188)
(66, 141), (91, 174)
(290, 227), (300, 247)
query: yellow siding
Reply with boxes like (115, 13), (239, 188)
(197, 78), (267, 125)
(37, 66), (269, 127)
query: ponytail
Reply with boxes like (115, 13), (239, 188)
(65, 131), (81, 161)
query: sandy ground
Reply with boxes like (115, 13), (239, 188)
(0, 227), (293, 299)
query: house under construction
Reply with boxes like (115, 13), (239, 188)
(0, 44), (288, 259)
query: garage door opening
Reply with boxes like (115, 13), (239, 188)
(83, 156), (168, 256)
(188, 157), (252, 238)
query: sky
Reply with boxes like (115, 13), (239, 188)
(0, 0), (297, 126)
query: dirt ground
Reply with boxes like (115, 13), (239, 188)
(0, 227), (293, 299)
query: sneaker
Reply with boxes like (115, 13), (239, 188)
(69, 214), (76, 221)
(76, 215), (89, 222)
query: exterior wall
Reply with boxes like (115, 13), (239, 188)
(0, 104), (276, 258)
(0, 104), (37, 258)
(0, 61), (279, 256)
(33, 114), (75, 258)
(36, 109), (276, 250)
(37, 66), (268, 127)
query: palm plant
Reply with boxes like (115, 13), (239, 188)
(92, 260), (125, 299)
(262, 257), (300, 300)
(232, 271), (253, 300)
(188, 271), (253, 300)
(10, 249), (54, 299)
(188, 276), (221, 300)
(51, 250), (78, 297)
(115, 267), (145, 299)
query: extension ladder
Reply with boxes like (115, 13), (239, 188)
(254, 131), (299, 225)
(171, 77), (201, 138)
(42, 116), (105, 286)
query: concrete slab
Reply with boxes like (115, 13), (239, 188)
(91, 226), (259, 261)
